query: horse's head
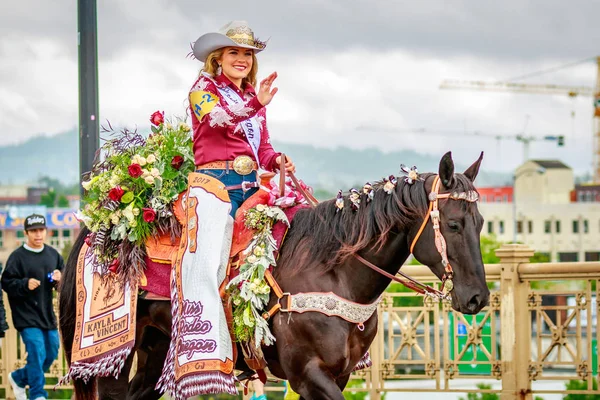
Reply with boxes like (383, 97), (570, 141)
(411, 151), (489, 314)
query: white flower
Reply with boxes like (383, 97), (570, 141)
(130, 220), (138, 228)
(246, 255), (258, 264)
(256, 204), (266, 212)
(146, 154), (156, 164)
(82, 180), (93, 190)
(132, 208), (140, 216)
(123, 203), (135, 222)
(145, 175), (155, 185)
(138, 156), (147, 166)
(151, 168), (160, 177)
(110, 214), (120, 225)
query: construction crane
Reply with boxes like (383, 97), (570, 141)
(440, 56), (600, 182)
(355, 125), (564, 164)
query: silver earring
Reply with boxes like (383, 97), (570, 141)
(217, 64), (222, 75)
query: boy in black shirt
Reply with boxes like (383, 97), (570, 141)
(1, 214), (63, 400)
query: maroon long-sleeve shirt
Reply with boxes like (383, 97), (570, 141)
(189, 73), (280, 172)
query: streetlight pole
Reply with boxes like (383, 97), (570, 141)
(78, 0), (99, 196)
(512, 167), (546, 243)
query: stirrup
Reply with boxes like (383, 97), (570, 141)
(235, 369), (256, 382)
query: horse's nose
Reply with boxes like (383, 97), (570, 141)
(466, 291), (489, 314)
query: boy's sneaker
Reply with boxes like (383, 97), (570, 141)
(8, 372), (26, 400)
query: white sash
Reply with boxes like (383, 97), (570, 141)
(216, 85), (262, 166)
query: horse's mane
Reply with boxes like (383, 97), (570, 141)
(280, 172), (477, 272)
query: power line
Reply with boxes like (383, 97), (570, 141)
(503, 56), (596, 82)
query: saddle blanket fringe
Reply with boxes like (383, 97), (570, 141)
(61, 243), (137, 384)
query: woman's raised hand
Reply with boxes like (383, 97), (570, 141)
(257, 72), (278, 106)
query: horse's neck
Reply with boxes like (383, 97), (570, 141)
(344, 232), (410, 304)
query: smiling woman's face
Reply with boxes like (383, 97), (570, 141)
(219, 47), (254, 87)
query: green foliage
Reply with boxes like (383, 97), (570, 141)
(530, 252), (550, 263)
(342, 379), (386, 400)
(458, 383), (499, 400)
(39, 188), (57, 207)
(480, 235), (501, 264)
(563, 378), (600, 400)
(57, 194), (70, 207)
(80, 116), (194, 256)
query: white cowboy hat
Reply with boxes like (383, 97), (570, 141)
(192, 20), (267, 62)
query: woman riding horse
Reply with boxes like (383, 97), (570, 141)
(60, 149), (489, 399)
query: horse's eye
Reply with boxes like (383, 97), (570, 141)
(447, 221), (461, 232)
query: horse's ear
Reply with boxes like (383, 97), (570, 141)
(438, 151), (455, 187)
(464, 151), (484, 182)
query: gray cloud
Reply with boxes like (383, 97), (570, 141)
(3, 0), (600, 62)
(1, 0), (598, 175)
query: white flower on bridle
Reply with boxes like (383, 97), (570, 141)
(400, 164), (421, 185)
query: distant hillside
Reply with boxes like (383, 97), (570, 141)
(0, 129), (80, 185)
(0, 129), (510, 193)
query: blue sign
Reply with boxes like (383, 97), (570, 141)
(0, 209), (80, 230)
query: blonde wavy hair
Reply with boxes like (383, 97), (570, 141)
(202, 47), (258, 88)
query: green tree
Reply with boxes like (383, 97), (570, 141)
(57, 194), (70, 207)
(480, 235), (501, 264)
(39, 188), (57, 207)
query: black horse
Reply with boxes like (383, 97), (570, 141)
(59, 151), (489, 399)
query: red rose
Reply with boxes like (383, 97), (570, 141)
(108, 186), (125, 202)
(150, 111), (164, 126)
(84, 234), (93, 247)
(108, 258), (120, 274)
(171, 155), (184, 170)
(142, 207), (156, 223)
(128, 163), (143, 178)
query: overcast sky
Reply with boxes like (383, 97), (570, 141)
(1, 0), (598, 175)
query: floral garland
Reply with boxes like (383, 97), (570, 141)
(227, 204), (289, 349)
(334, 164), (422, 212)
(77, 111), (195, 283)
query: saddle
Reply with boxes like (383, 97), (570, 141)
(139, 173), (280, 300)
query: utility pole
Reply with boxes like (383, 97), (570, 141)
(78, 0), (99, 196)
(594, 56), (600, 182)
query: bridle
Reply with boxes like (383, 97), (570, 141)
(355, 175), (478, 301)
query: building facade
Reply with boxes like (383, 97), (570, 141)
(478, 160), (599, 262)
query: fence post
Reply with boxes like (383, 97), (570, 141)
(369, 334), (381, 400)
(495, 244), (534, 400)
